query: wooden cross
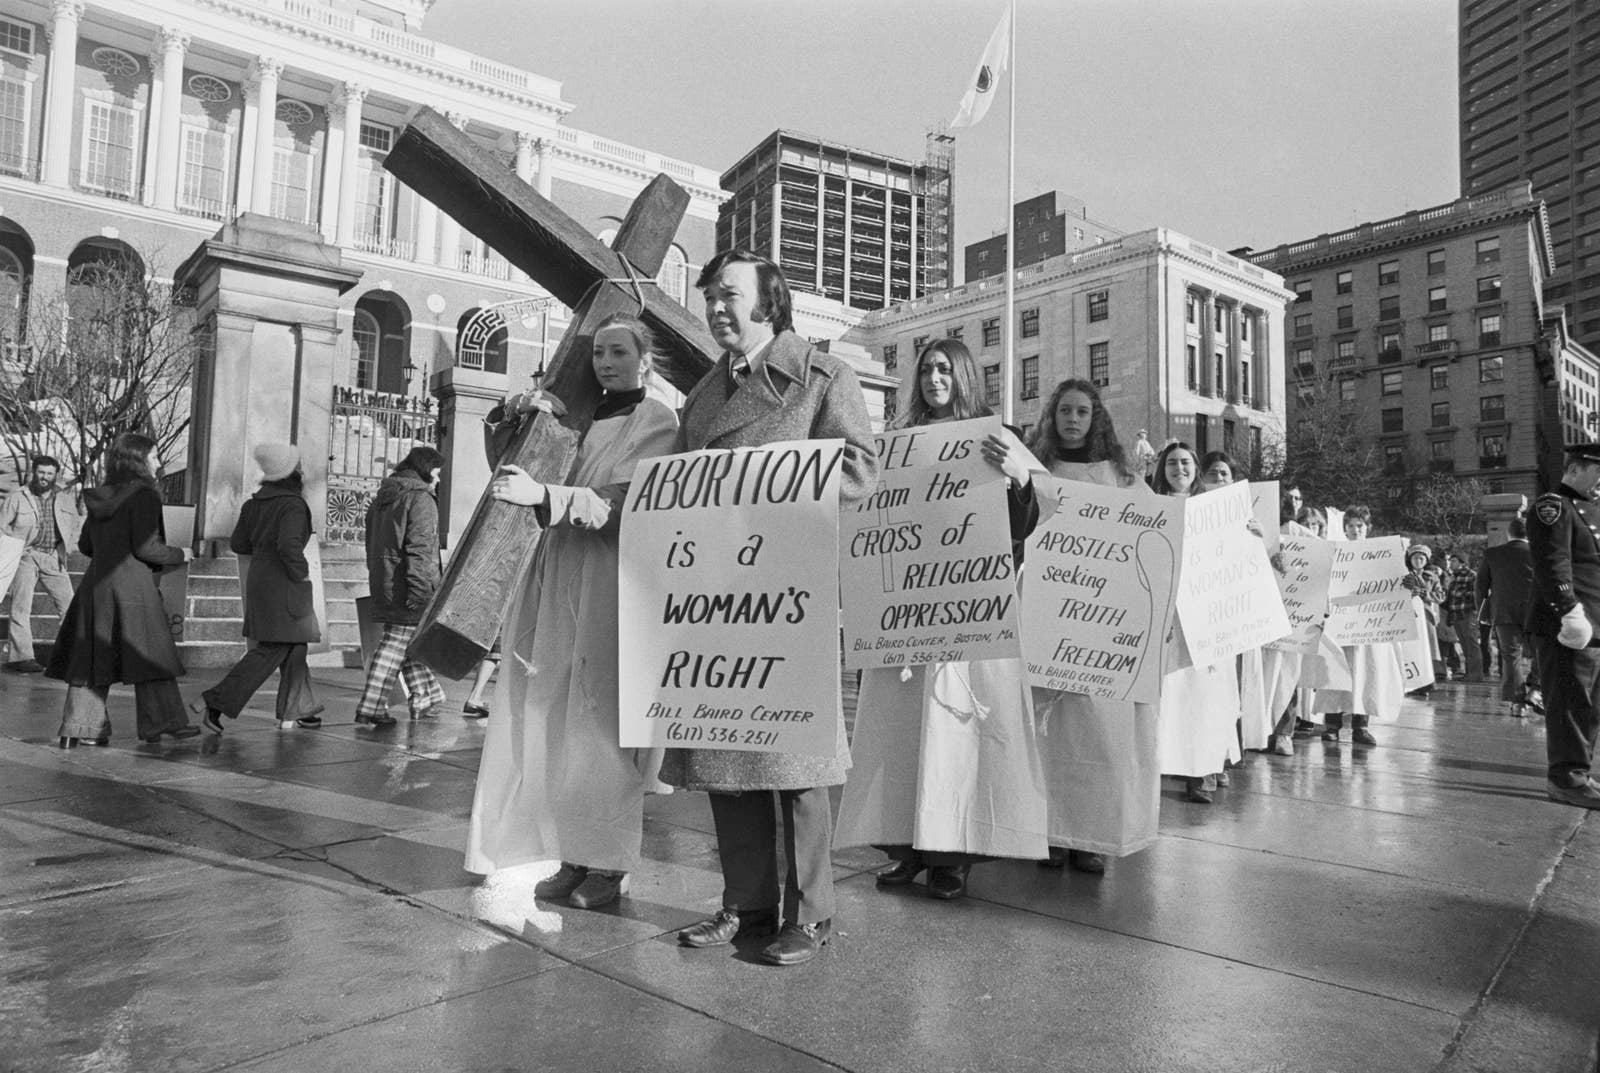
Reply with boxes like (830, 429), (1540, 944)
(383, 107), (720, 677)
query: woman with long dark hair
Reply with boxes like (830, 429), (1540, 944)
(1024, 379), (1160, 874)
(1152, 440), (1242, 803)
(47, 432), (199, 746)
(834, 338), (1048, 901)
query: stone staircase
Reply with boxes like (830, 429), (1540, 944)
(4, 545), (369, 671)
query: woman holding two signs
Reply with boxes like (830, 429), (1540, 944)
(835, 339), (1048, 901)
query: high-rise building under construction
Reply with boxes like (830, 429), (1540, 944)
(715, 130), (948, 311)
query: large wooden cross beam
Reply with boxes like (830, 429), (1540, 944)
(383, 107), (720, 677)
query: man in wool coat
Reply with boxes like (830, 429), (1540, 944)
(665, 249), (877, 966)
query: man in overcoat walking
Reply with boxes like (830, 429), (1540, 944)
(1479, 515), (1536, 717)
(665, 249), (877, 966)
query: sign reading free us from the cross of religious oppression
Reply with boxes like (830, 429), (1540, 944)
(1022, 476), (1184, 703)
(842, 416), (1023, 670)
(1173, 480), (1292, 665)
(617, 440), (844, 757)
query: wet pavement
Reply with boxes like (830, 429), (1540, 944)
(2, 668), (1597, 1073)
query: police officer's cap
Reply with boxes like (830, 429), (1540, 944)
(1564, 442), (1600, 463)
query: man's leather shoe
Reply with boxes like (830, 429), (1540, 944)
(760, 919), (831, 965)
(5, 659), (43, 673)
(1547, 777), (1600, 810)
(678, 907), (777, 948)
(874, 858), (925, 887)
(1067, 849), (1106, 875)
(927, 864), (969, 900)
(1351, 728), (1378, 747)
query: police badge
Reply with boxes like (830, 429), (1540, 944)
(1537, 498), (1563, 526)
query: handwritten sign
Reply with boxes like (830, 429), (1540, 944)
(1325, 506), (1346, 541)
(159, 505), (194, 643)
(1250, 481), (1281, 556)
(1266, 534), (1334, 655)
(842, 417), (1021, 670)
(1324, 536), (1419, 646)
(1174, 481), (1291, 664)
(1399, 596), (1436, 691)
(618, 440), (844, 756)
(1022, 477), (1183, 703)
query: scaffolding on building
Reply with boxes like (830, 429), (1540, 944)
(922, 129), (955, 292)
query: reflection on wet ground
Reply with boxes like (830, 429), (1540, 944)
(2, 667), (1597, 1072)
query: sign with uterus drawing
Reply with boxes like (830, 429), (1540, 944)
(1022, 477), (1185, 704)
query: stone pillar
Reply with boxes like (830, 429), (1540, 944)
(40, 0), (84, 188)
(414, 199), (438, 265)
(534, 136), (553, 198)
(151, 28), (188, 211)
(248, 58), (282, 215)
(430, 366), (508, 553)
(1481, 492), (1528, 547)
(333, 83), (366, 247)
(316, 85), (344, 241)
(238, 78), (260, 210)
(174, 214), (362, 543)
(513, 130), (536, 183)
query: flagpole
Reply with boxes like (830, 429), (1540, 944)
(1001, 0), (1016, 426)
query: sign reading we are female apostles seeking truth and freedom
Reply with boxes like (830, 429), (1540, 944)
(617, 440), (844, 757)
(841, 416), (1024, 670)
(1022, 478), (1184, 704)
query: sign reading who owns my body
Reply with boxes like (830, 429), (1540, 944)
(618, 440), (845, 757)
(842, 416), (1023, 670)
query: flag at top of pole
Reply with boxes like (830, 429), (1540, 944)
(949, 4), (1011, 129)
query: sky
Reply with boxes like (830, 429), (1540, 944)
(425, 0), (1462, 269)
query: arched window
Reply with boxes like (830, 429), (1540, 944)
(352, 308), (379, 389)
(0, 246), (24, 345)
(657, 244), (687, 306)
(456, 307), (508, 375)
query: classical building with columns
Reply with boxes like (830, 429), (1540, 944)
(0, 0), (729, 543)
(856, 228), (1291, 466)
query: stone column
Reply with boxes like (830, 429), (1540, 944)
(414, 199), (438, 265)
(40, 0), (84, 188)
(237, 78), (259, 210)
(316, 85), (344, 241)
(434, 112), (470, 270)
(248, 57), (282, 215)
(174, 214), (363, 542)
(534, 136), (553, 198)
(333, 82), (366, 246)
(1481, 492), (1528, 546)
(513, 130), (536, 183)
(150, 29), (188, 211)
(1199, 292), (1216, 396)
(430, 365), (509, 552)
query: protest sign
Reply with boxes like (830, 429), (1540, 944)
(1250, 481), (1281, 556)
(1022, 477), (1183, 703)
(618, 440), (844, 756)
(1266, 534), (1334, 655)
(842, 416), (1021, 670)
(1325, 506), (1346, 540)
(1173, 481), (1291, 665)
(1324, 536), (1419, 646)
(1399, 596), (1435, 692)
(159, 505), (194, 643)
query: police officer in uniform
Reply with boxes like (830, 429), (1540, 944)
(1528, 442), (1600, 808)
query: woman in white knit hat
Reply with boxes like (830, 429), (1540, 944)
(190, 442), (324, 732)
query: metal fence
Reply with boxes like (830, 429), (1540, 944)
(325, 386), (438, 544)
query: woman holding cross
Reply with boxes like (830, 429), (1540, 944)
(465, 312), (678, 911)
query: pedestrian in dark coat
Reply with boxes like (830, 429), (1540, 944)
(1479, 517), (1537, 715)
(667, 250), (877, 968)
(191, 443), (323, 734)
(353, 445), (446, 727)
(47, 431), (199, 747)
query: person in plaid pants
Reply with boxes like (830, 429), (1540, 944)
(356, 446), (446, 726)
(1444, 552), (1485, 683)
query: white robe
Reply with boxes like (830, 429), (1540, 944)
(465, 398), (679, 875)
(835, 659), (1049, 859)
(1030, 457), (1162, 857)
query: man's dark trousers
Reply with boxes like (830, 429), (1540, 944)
(1534, 635), (1600, 784)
